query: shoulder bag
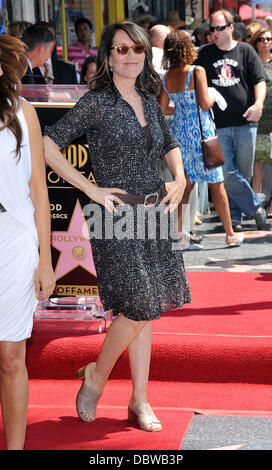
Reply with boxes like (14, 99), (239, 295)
(194, 68), (224, 170)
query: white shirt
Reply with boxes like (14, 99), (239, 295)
(0, 99), (37, 237)
(152, 47), (165, 78)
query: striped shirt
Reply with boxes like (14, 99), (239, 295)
(68, 42), (97, 73)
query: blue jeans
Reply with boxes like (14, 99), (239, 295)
(217, 124), (261, 222)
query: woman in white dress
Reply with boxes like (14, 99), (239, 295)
(0, 35), (55, 450)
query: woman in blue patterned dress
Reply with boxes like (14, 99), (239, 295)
(159, 30), (244, 247)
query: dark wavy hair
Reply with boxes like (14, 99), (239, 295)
(162, 31), (198, 70)
(0, 34), (28, 159)
(80, 56), (97, 84)
(91, 21), (160, 95)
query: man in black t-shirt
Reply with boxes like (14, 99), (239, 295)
(197, 9), (267, 230)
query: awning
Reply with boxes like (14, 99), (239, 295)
(248, 0), (272, 5)
(239, 4), (271, 22)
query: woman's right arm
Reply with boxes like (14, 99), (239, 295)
(43, 135), (93, 196)
(43, 93), (127, 212)
(194, 65), (214, 111)
(43, 136), (127, 213)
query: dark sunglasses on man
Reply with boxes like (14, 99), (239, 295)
(210, 24), (230, 33)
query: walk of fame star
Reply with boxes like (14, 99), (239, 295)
(51, 199), (96, 281)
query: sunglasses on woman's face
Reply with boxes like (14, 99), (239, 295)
(210, 24), (230, 33)
(257, 37), (272, 43)
(110, 44), (146, 55)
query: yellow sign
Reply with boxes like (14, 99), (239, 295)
(55, 285), (99, 296)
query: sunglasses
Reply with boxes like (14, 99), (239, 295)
(210, 24), (230, 33)
(110, 44), (146, 55)
(256, 37), (272, 43)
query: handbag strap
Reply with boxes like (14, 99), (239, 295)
(194, 67), (204, 141)
(194, 67), (215, 140)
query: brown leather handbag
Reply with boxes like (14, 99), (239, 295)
(194, 68), (225, 170)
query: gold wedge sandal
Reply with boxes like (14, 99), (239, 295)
(76, 362), (102, 423)
(128, 402), (162, 432)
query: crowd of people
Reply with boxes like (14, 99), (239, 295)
(0, 7), (272, 450)
(7, 17), (96, 84)
(139, 10), (271, 247)
(191, 12), (272, 230)
(7, 9), (271, 240)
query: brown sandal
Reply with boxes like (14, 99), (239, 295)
(76, 362), (101, 423)
(128, 402), (162, 432)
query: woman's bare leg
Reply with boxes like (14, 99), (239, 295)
(209, 182), (236, 237)
(178, 174), (195, 235)
(127, 321), (161, 431)
(128, 321), (152, 406)
(252, 161), (264, 194)
(80, 314), (147, 421)
(0, 340), (28, 450)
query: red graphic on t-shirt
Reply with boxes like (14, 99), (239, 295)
(220, 63), (232, 80)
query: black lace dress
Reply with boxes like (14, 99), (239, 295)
(45, 85), (191, 321)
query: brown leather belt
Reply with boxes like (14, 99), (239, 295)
(0, 203), (6, 212)
(112, 187), (164, 207)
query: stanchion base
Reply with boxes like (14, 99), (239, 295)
(35, 297), (113, 333)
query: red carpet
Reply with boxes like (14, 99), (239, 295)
(1, 380), (272, 450)
(1, 272), (272, 450)
(26, 272), (272, 383)
(0, 381), (194, 450)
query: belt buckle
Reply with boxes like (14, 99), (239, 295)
(144, 192), (159, 207)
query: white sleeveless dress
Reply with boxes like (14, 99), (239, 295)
(0, 100), (39, 341)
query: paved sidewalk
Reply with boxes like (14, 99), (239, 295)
(181, 210), (272, 454)
(183, 210), (272, 273)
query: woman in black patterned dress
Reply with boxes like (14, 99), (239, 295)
(44, 21), (191, 432)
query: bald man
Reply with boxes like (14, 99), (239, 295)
(149, 24), (171, 77)
(150, 25), (174, 184)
